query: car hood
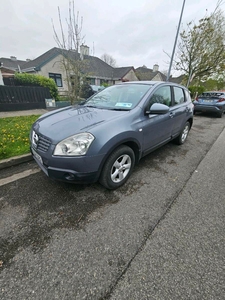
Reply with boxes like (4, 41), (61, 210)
(33, 106), (128, 143)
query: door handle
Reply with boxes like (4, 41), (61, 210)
(169, 112), (174, 118)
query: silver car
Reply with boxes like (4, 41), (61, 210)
(193, 91), (225, 118)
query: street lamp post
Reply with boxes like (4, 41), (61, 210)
(166, 0), (186, 81)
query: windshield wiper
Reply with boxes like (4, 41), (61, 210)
(108, 108), (129, 111)
(84, 104), (97, 108)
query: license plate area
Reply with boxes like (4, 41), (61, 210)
(31, 148), (43, 165)
(203, 100), (213, 103)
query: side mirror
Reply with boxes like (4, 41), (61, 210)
(146, 103), (169, 115)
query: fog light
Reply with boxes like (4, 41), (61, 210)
(64, 173), (75, 181)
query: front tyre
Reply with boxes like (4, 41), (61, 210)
(174, 121), (190, 145)
(99, 145), (135, 190)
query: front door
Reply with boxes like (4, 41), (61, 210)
(142, 85), (174, 153)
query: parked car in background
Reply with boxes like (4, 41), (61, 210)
(193, 91), (225, 118)
(80, 83), (105, 99)
(30, 81), (193, 190)
(90, 85), (105, 93)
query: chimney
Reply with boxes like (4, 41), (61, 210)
(10, 56), (17, 61)
(153, 64), (159, 72)
(26, 58), (31, 62)
(80, 44), (89, 60)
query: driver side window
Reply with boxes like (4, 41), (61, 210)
(148, 86), (171, 109)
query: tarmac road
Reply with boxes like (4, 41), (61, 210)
(0, 111), (225, 299)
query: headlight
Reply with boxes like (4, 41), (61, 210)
(54, 133), (94, 156)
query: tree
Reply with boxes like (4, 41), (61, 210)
(100, 53), (117, 67)
(52, 0), (88, 103)
(161, 69), (169, 77)
(174, 1), (225, 86)
(188, 85), (205, 99)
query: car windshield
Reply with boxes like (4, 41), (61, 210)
(83, 84), (152, 110)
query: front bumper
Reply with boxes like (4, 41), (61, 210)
(30, 147), (104, 184)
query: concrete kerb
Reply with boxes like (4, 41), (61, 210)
(0, 154), (34, 170)
(0, 108), (52, 118)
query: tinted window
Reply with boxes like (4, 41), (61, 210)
(174, 87), (185, 105)
(148, 86), (171, 108)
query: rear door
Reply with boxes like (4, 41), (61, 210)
(170, 86), (190, 137)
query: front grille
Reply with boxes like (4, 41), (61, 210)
(37, 134), (51, 152)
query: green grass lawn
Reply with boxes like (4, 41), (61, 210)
(0, 115), (41, 160)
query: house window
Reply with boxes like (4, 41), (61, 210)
(49, 73), (63, 87)
(100, 79), (107, 85)
(86, 78), (96, 85)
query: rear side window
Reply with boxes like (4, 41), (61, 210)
(184, 89), (191, 102)
(173, 87), (185, 105)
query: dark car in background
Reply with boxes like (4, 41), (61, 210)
(193, 91), (225, 118)
(80, 83), (105, 99)
(30, 81), (193, 189)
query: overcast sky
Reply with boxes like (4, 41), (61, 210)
(0, 0), (223, 76)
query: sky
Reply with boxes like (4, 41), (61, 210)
(0, 0), (223, 76)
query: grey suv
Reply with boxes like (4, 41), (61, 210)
(30, 81), (193, 189)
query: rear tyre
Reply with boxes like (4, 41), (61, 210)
(99, 145), (135, 190)
(174, 121), (190, 145)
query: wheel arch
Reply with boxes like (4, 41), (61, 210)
(97, 139), (141, 177)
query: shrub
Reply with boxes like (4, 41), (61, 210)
(188, 85), (205, 99)
(14, 73), (59, 100)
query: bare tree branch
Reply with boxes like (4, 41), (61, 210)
(52, 0), (88, 103)
(100, 53), (117, 67)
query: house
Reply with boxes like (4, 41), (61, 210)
(0, 56), (27, 85)
(0, 56), (27, 73)
(135, 64), (167, 81)
(1, 48), (183, 95)
(135, 65), (185, 85)
(169, 74), (185, 85)
(1, 46), (138, 96)
(0, 67), (15, 86)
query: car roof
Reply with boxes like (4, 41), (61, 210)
(118, 81), (188, 89)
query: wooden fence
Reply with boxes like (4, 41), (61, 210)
(0, 86), (51, 111)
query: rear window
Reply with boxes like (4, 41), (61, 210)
(201, 92), (225, 97)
